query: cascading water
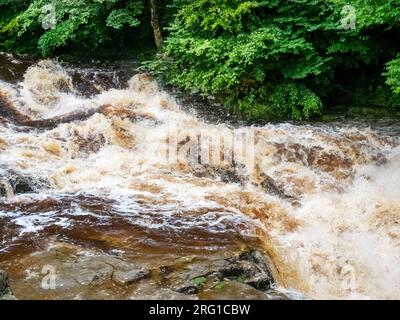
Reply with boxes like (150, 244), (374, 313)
(0, 53), (399, 300)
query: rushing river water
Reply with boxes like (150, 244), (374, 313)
(0, 52), (399, 300)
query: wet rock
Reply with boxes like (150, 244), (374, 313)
(100, 105), (158, 124)
(173, 283), (200, 295)
(167, 262), (221, 295)
(0, 178), (14, 198)
(0, 169), (49, 195)
(252, 165), (292, 199)
(7, 241), (278, 300)
(259, 173), (288, 198)
(218, 260), (259, 279)
(74, 266), (112, 286)
(10, 173), (38, 194)
(0, 89), (31, 124)
(168, 249), (275, 296)
(238, 249), (274, 275)
(0, 270), (16, 300)
(200, 281), (267, 300)
(1, 85), (103, 130)
(244, 274), (273, 291)
(113, 268), (150, 285)
(0, 271), (9, 293)
(131, 284), (198, 300)
(217, 249), (274, 291)
(71, 130), (106, 155)
(193, 164), (246, 185)
(159, 265), (174, 276)
(128, 74), (159, 95)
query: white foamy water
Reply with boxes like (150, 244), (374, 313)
(0, 58), (399, 299)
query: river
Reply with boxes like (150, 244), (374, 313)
(0, 53), (399, 300)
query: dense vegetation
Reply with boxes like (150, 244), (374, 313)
(1, 0), (400, 120)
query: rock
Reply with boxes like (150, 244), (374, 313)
(259, 173), (291, 199)
(192, 164), (246, 185)
(218, 260), (260, 279)
(5, 241), (277, 300)
(244, 274), (272, 291)
(169, 249), (275, 296)
(9, 173), (37, 194)
(252, 165), (292, 199)
(0, 168), (50, 196)
(217, 249), (274, 292)
(173, 283), (200, 295)
(113, 268), (150, 285)
(0, 89), (31, 124)
(131, 284), (198, 300)
(0, 178), (14, 198)
(166, 262), (217, 295)
(200, 281), (267, 300)
(128, 74), (159, 95)
(159, 265), (174, 276)
(71, 258), (114, 286)
(0, 271), (9, 293)
(74, 269), (108, 286)
(0, 270), (16, 300)
(52, 276), (80, 291)
(239, 249), (274, 275)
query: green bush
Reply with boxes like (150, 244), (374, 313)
(146, 0), (400, 120)
(385, 56), (400, 95)
(0, 0), (145, 55)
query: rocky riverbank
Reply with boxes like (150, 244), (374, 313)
(1, 242), (290, 300)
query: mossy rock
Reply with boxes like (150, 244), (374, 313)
(0, 270), (16, 300)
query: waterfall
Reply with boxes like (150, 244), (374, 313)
(0, 53), (399, 299)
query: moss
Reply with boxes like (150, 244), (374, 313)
(191, 276), (207, 286)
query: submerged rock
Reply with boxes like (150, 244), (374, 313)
(192, 164), (247, 185)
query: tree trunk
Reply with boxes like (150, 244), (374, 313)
(149, 0), (163, 49)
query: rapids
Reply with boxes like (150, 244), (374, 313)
(0, 52), (399, 300)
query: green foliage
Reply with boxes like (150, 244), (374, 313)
(106, 8), (142, 29)
(385, 55), (400, 95)
(270, 83), (323, 120)
(235, 275), (250, 283)
(191, 276), (207, 286)
(145, 0), (400, 120)
(0, 0), (145, 55)
(211, 281), (225, 290)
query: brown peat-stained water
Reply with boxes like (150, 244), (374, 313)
(0, 53), (399, 300)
